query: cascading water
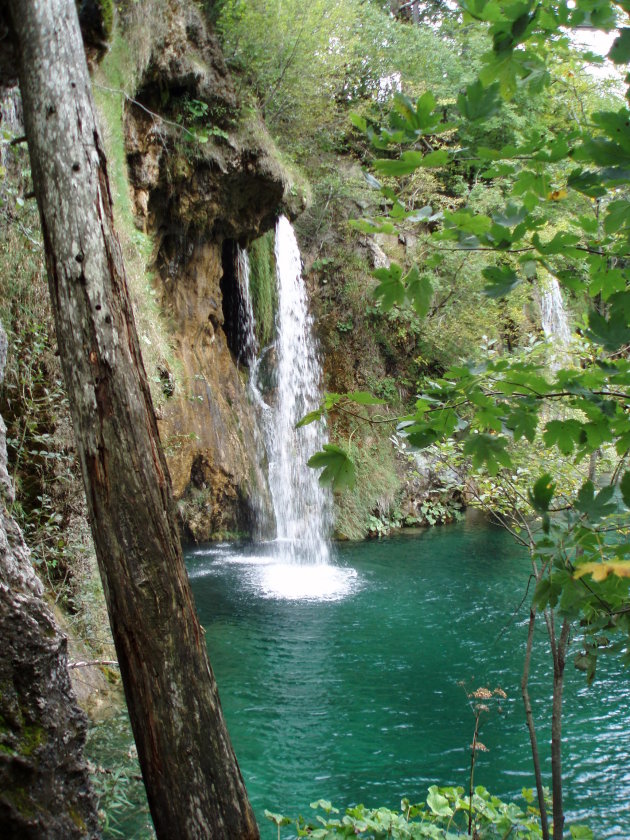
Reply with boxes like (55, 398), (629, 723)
(540, 276), (571, 367)
(235, 246), (258, 367)
(240, 217), (332, 566)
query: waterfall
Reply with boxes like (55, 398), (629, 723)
(236, 247), (258, 366)
(540, 276), (571, 367)
(243, 217), (332, 565)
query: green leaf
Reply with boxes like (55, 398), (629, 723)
(264, 810), (292, 827)
(575, 480), (617, 521)
(419, 149), (450, 168)
(482, 265), (521, 298)
(505, 406), (538, 442)
(533, 577), (551, 610)
(307, 444), (356, 492)
(457, 80), (501, 122)
(309, 799), (339, 814)
(529, 474), (556, 513)
(587, 309), (630, 351)
(372, 263), (405, 310)
(621, 471), (630, 508)
(426, 786), (453, 818)
(296, 409), (323, 428)
(570, 826), (594, 839)
(463, 434), (512, 475)
(604, 199), (630, 234)
(405, 266), (433, 317)
(345, 391), (386, 406)
(543, 419), (585, 455)
(373, 151), (424, 176)
(609, 29), (630, 64)
(349, 112), (367, 132)
(532, 231), (581, 256)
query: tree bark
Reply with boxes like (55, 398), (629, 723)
(521, 608), (549, 840)
(9, 1), (259, 837)
(551, 619), (570, 840)
(0, 322), (99, 839)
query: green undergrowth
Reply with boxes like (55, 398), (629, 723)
(248, 231), (278, 348)
(333, 424), (402, 541)
(266, 786), (593, 839)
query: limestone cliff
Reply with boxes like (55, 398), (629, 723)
(118, 0), (302, 541)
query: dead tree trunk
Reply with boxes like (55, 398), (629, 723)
(8, 0), (259, 837)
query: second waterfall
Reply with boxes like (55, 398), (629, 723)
(245, 216), (332, 565)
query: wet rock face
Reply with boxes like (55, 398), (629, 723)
(0, 323), (99, 839)
(123, 2), (294, 541)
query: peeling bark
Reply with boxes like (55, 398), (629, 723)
(8, 0), (258, 837)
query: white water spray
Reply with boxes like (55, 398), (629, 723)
(540, 276), (571, 367)
(244, 217), (332, 565)
(236, 247), (258, 366)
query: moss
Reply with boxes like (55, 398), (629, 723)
(2, 786), (36, 818)
(101, 666), (120, 686)
(20, 723), (45, 757)
(248, 231), (277, 348)
(68, 804), (88, 831)
(99, 0), (114, 40)
(93, 26), (179, 407)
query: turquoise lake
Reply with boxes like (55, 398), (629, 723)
(90, 520), (630, 837)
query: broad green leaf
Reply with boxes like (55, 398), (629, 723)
(418, 149), (450, 168)
(505, 406), (538, 442)
(457, 80), (501, 122)
(372, 263), (405, 310)
(405, 265), (433, 317)
(463, 433), (512, 475)
(345, 391), (386, 406)
(296, 409), (323, 428)
(587, 310), (630, 351)
(529, 474), (556, 513)
(570, 826), (594, 840)
(307, 444), (356, 492)
(532, 231), (581, 256)
(373, 151), (424, 176)
(621, 471), (630, 508)
(610, 29), (630, 64)
(426, 786), (453, 818)
(604, 199), (630, 234)
(264, 810), (292, 827)
(575, 480), (617, 521)
(543, 419), (585, 455)
(349, 112), (367, 132)
(482, 265), (520, 298)
(309, 800), (339, 814)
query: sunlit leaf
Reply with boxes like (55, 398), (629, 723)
(574, 561), (630, 582)
(307, 444), (356, 492)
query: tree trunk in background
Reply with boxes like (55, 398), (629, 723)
(9, 1), (259, 837)
(0, 322), (99, 839)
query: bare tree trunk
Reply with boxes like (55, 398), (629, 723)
(521, 608), (549, 840)
(9, 1), (258, 837)
(550, 619), (570, 840)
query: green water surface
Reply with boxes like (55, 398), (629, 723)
(90, 520), (630, 837)
(187, 520), (630, 838)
